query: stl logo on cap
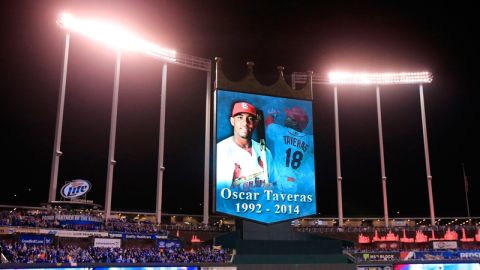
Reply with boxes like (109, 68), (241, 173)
(232, 101), (256, 116)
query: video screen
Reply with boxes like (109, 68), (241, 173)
(394, 263), (480, 270)
(215, 89), (317, 223)
(0, 267), (198, 270)
(94, 268), (197, 270)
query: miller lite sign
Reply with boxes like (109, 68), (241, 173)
(60, 179), (91, 199)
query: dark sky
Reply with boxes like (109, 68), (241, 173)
(1, 0), (478, 218)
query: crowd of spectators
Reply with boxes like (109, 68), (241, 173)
(1, 209), (231, 234)
(160, 223), (232, 232)
(296, 224), (479, 234)
(3, 209), (479, 241)
(105, 218), (168, 236)
(1, 210), (55, 229)
(0, 210), (103, 231)
(0, 241), (231, 264)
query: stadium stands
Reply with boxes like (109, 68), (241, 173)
(1, 205), (479, 268)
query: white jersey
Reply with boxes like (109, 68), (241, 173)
(266, 123), (314, 193)
(216, 136), (272, 190)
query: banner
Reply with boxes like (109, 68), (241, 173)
(357, 266), (393, 270)
(432, 241), (458, 250)
(94, 238), (121, 248)
(400, 250), (480, 261)
(14, 227), (40, 234)
(394, 263), (480, 270)
(19, 234), (53, 245)
(157, 239), (182, 249)
(357, 252), (399, 262)
(42, 214), (103, 225)
(390, 220), (408, 227)
(108, 233), (168, 239)
(40, 229), (108, 238)
(410, 251), (457, 260)
(458, 251), (480, 260)
(0, 227), (13, 234)
(399, 251), (415, 261)
(200, 266), (237, 270)
(375, 242), (399, 249)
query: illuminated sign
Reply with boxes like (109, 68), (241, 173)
(394, 263), (479, 270)
(215, 89), (316, 223)
(432, 241), (458, 250)
(60, 179), (92, 199)
(358, 252), (399, 261)
(94, 238), (121, 248)
(19, 234), (54, 245)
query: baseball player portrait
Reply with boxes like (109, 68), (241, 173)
(216, 101), (273, 191)
(215, 89), (317, 222)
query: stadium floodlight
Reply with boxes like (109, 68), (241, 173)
(328, 70), (436, 226)
(328, 71), (432, 85)
(53, 12), (212, 225)
(55, 12), (178, 221)
(57, 13), (176, 62)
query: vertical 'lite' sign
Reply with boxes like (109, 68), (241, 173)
(60, 179), (92, 199)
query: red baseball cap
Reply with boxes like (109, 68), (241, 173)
(231, 102), (257, 116)
(285, 106), (308, 129)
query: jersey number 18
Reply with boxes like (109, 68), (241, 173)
(285, 148), (303, 169)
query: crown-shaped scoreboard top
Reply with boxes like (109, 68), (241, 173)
(215, 57), (313, 100)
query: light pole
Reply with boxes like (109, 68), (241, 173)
(419, 83), (436, 226)
(104, 51), (122, 219)
(376, 85), (389, 227)
(57, 13), (176, 220)
(333, 86), (344, 227)
(203, 70), (212, 224)
(329, 71), (434, 226)
(56, 13), (212, 223)
(292, 71), (433, 226)
(461, 163), (471, 223)
(156, 63), (167, 224)
(48, 32), (70, 203)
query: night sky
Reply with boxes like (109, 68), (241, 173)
(1, 0), (478, 218)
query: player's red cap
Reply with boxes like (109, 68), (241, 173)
(285, 106), (308, 130)
(231, 102), (257, 116)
